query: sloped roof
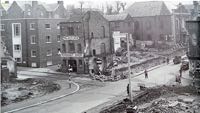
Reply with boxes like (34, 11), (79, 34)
(16, 1), (32, 11)
(104, 13), (128, 21)
(67, 15), (82, 22)
(184, 4), (194, 12)
(124, 1), (171, 17)
(43, 3), (59, 12)
(1, 2), (11, 11)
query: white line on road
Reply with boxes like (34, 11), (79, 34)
(4, 81), (80, 113)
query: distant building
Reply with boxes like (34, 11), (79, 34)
(104, 13), (134, 50)
(124, 1), (173, 47)
(0, 1), (68, 67)
(60, 11), (113, 74)
(172, 3), (191, 44)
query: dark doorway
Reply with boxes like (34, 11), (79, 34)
(68, 59), (77, 72)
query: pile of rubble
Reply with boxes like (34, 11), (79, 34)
(100, 86), (200, 113)
(1, 78), (60, 106)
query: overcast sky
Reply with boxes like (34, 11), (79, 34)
(1, 0), (194, 9)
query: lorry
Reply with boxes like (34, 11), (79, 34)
(186, 17), (200, 93)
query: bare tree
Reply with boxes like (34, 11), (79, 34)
(79, 1), (84, 13)
(120, 2), (126, 11)
(106, 4), (113, 15)
(115, 1), (121, 14)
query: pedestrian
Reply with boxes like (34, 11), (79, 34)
(144, 69), (148, 79)
(127, 84), (130, 96)
(179, 68), (182, 77)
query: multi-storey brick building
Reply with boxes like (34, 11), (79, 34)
(0, 1), (67, 67)
(60, 11), (113, 74)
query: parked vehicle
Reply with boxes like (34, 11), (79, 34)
(173, 56), (181, 64)
(181, 55), (189, 70)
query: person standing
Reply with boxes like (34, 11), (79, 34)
(127, 84), (130, 96)
(179, 68), (182, 77)
(145, 69), (148, 79)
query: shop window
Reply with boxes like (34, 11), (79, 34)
(79, 60), (82, 66)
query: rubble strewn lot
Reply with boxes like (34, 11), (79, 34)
(1, 78), (60, 106)
(100, 86), (200, 113)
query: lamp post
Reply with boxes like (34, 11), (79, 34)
(127, 33), (132, 102)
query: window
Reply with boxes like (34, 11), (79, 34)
(47, 60), (53, 66)
(79, 60), (82, 66)
(40, 12), (44, 17)
(47, 50), (52, 56)
(62, 43), (66, 52)
(46, 36), (51, 43)
(45, 24), (50, 29)
(31, 50), (36, 57)
(57, 24), (60, 29)
(30, 23), (35, 30)
(92, 49), (96, 56)
(77, 43), (82, 53)
(31, 62), (37, 67)
(102, 26), (105, 38)
(31, 35), (36, 44)
(13, 23), (21, 37)
(27, 9), (31, 16)
(68, 27), (74, 35)
(14, 45), (21, 50)
(68, 41), (75, 52)
(57, 35), (61, 42)
(1, 24), (5, 31)
(15, 58), (21, 63)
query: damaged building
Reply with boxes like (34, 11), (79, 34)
(60, 11), (113, 74)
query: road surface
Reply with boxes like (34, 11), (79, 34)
(2, 63), (189, 113)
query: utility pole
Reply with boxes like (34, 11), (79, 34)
(127, 33), (132, 102)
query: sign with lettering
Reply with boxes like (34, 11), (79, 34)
(61, 53), (83, 57)
(63, 36), (79, 40)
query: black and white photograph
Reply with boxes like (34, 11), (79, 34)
(0, 0), (200, 113)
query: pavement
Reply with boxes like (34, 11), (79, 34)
(1, 80), (80, 113)
(1, 61), (188, 113)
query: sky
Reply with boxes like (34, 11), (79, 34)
(1, 0), (194, 9)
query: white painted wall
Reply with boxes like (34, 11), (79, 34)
(12, 23), (22, 62)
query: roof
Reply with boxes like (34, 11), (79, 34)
(43, 3), (59, 12)
(104, 13), (128, 21)
(124, 1), (171, 17)
(67, 15), (82, 22)
(184, 4), (194, 12)
(1, 2), (12, 11)
(16, 1), (32, 11)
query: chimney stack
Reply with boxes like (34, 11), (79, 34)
(32, 1), (38, 7)
(57, 1), (64, 5)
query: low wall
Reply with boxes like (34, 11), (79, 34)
(114, 48), (186, 77)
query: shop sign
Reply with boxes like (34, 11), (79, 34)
(63, 36), (79, 40)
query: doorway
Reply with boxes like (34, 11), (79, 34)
(68, 59), (77, 72)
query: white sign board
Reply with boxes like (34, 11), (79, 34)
(63, 36), (79, 40)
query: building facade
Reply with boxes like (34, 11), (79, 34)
(60, 11), (113, 74)
(0, 1), (68, 67)
(124, 1), (174, 48)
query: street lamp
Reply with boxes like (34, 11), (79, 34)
(127, 33), (132, 102)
